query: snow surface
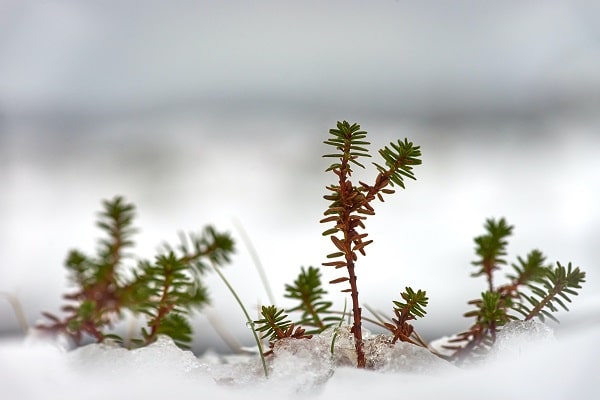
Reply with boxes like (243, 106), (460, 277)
(1, 321), (598, 400)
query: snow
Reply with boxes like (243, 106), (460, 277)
(1, 321), (598, 400)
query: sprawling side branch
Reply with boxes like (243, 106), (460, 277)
(446, 219), (586, 363)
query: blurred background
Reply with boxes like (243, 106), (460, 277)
(1, 0), (599, 353)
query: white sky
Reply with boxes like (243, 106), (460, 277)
(0, 0), (598, 116)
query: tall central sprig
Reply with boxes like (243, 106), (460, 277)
(321, 121), (422, 368)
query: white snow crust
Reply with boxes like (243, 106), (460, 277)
(1, 321), (598, 400)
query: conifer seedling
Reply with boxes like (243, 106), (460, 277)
(37, 196), (235, 349)
(37, 122), (586, 376)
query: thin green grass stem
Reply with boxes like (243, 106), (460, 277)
(210, 262), (269, 378)
(233, 218), (276, 306)
(331, 298), (347, 355)
(0, 292), (29, 333)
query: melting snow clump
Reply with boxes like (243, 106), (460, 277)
(268, 324), (454, 385)
(269, 334), (334, 393)
(68, 335), (205, 376)
(490, 320), (555, 359)
(379, 341), (455, 374)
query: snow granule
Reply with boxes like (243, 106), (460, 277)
(491, 320), (555, 358)
(269, 335), (334, 393)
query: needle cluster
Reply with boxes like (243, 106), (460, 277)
(38, 196), (234, 349)
(446, 218), (586, 363)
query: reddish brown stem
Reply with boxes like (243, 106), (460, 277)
(337, 144), (366, 368)
(146, 271), (174, 344)
(346, 258), (365, 367)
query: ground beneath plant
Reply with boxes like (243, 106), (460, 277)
(1, 321), (598, 400)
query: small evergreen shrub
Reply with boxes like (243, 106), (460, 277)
(39, 121), (586, 374)
(37, 196), (234, 349)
